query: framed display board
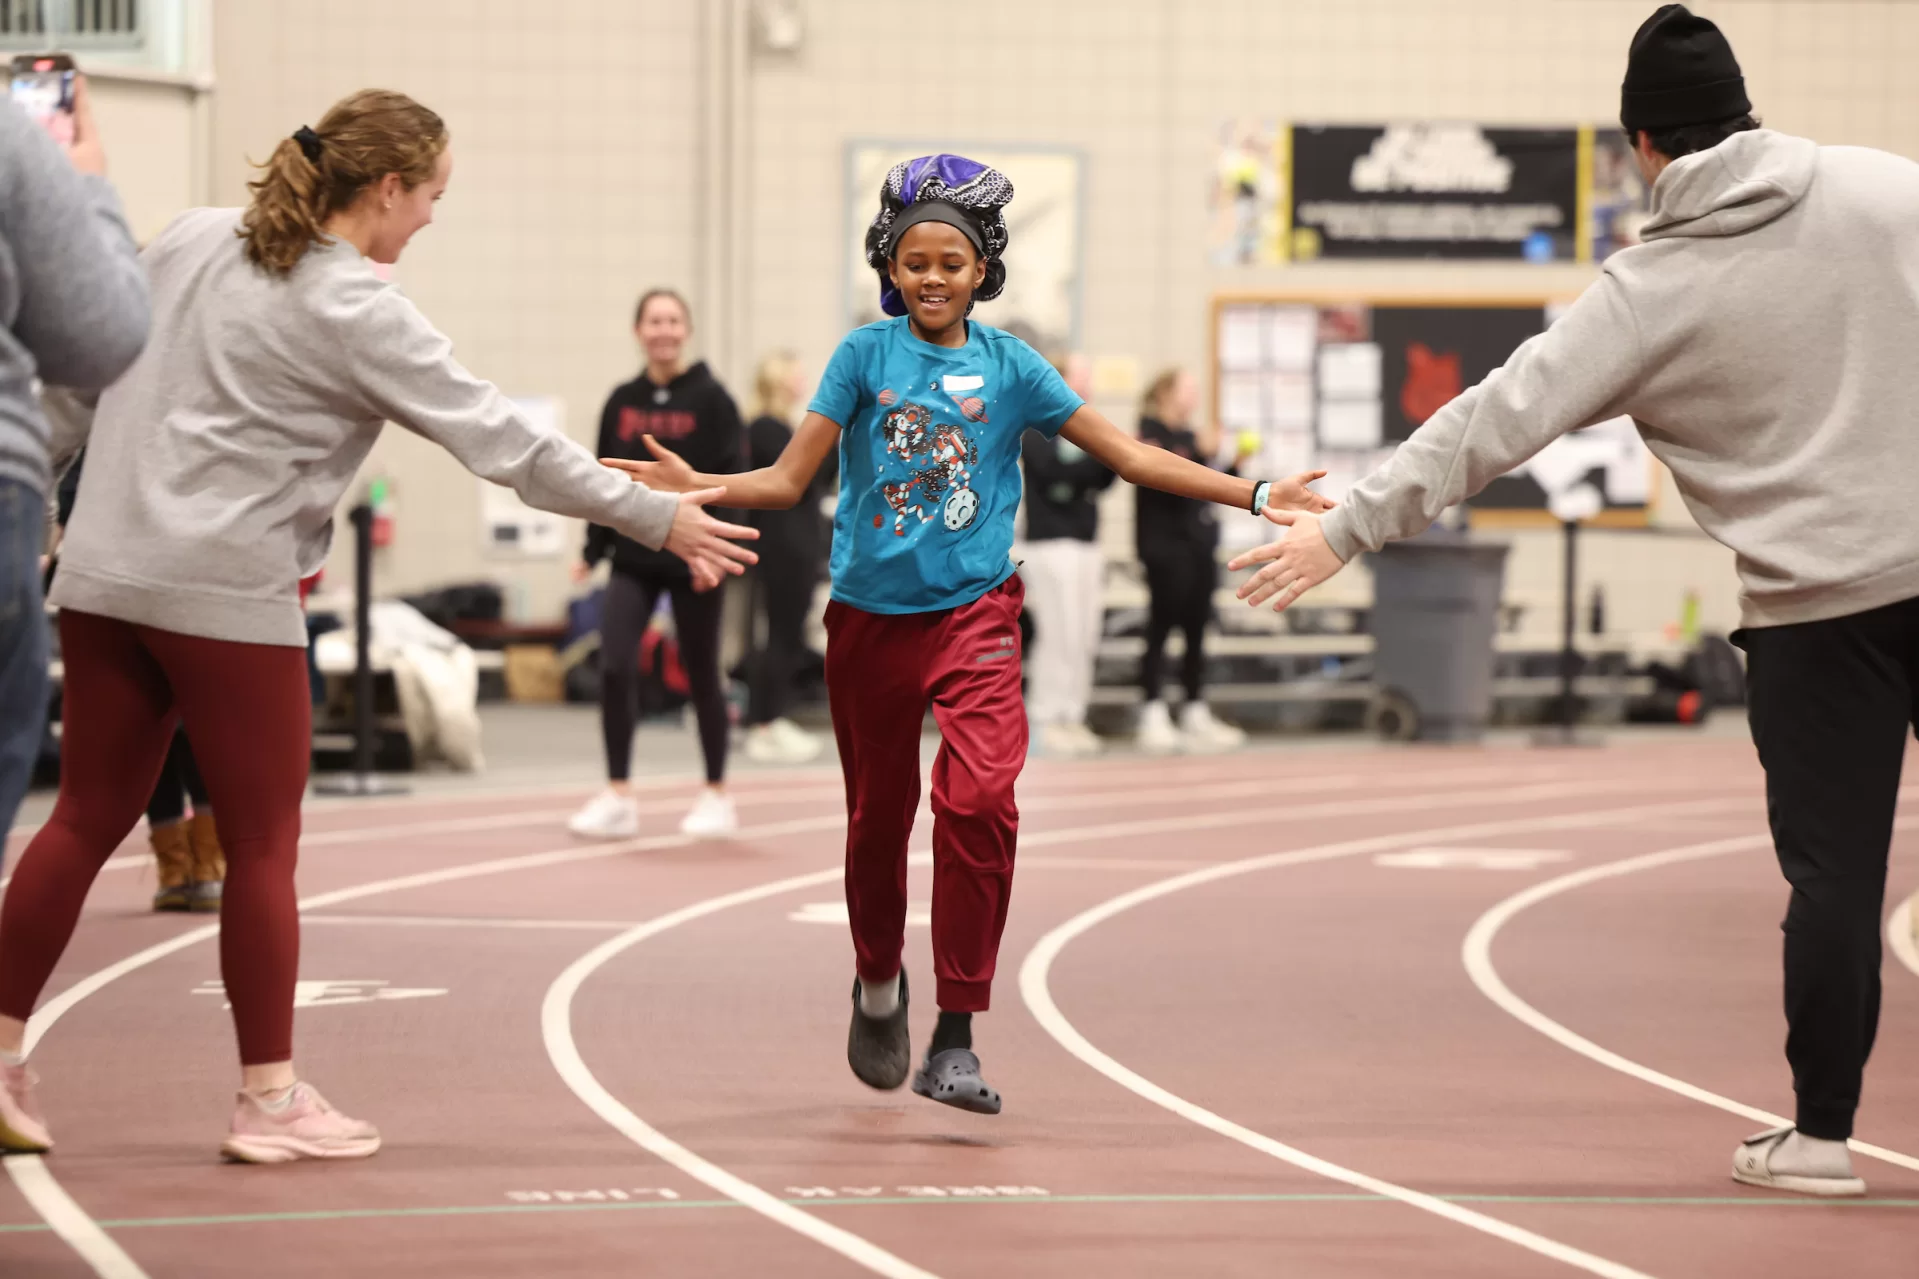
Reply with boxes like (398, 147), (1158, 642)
(1210, 292), (1654, 534)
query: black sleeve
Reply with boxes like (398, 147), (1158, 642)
(710, 387), (748, 476)
(55, 449), (85, 528)
(581, 392), (621, 567)
(1022, 429), (1065, 484)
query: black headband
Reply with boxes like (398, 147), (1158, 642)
(292, 126), (323, 164)
(885, 200), (986, 258)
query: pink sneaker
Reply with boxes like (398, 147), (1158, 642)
(219, 1082), (380, 1164)
(0, 1062), (52, 1153)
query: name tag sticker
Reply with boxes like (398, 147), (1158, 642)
(943, 375), (985, 392)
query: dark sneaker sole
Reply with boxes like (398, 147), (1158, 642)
(847, 971), (910, 1091)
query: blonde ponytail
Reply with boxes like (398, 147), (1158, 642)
(239, 89), (448, 276)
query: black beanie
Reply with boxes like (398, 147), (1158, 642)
(1620, 5), (1751, 132)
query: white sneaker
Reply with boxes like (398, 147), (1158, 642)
(568, 789), (641, 838)
(1732, 1126), (1867, 1197)
(1135, 700), (1181, 754)
(1063, 722), (1104, 755)
(745, 718), (823, 765)
(1180, 701), (1246, 753)
(679, 789), (739, 838)
(1040, 721), (1100, 758)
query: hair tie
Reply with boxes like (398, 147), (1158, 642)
(292, 126), (324, 164)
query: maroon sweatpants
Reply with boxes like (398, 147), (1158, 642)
(825, 575), (1027, 1013)
(0, 611), (309, 1064)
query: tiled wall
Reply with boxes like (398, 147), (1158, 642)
(203, 0), (1918, 633)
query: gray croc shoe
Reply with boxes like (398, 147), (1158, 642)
(847, 971), (911, 1091)
(911, 1048), (1001, 1115)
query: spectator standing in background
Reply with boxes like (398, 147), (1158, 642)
(740, 351), (833, 765)
(1133, 368), (1253, 754)
(0, 77), (149, 876)
(1018, 353), (1112, 757)
(570, 289), (748, 838)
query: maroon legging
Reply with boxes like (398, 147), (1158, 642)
(0, 610), (307, 1064)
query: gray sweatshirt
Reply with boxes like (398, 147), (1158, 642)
(0, 101), (148, 496)
(51, 208), (680, 646)
(1321, 129), (1919, 630)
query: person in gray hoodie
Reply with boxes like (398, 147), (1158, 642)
(0, 77), (148, 875)
(0, 88), (758, 1165)
(1233, 5), (1914, 1196)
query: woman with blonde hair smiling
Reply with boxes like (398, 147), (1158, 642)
(0, 89), (755, 1164)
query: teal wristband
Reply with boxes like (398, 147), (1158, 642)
(1250, 479), (1273, 515)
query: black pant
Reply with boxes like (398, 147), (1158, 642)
(1738, 595), (1918, 1140)
(748, 558), (818, 726)
(1141, 549), (1216, 702)
(145, 729), (208, 827)
(601, 569), (728, 784)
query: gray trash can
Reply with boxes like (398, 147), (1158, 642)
(1366, 535), (1510, 743)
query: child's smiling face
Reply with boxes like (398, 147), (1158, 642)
(888, 221), (986, 340)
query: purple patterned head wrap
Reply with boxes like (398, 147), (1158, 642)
(864, 153), (1014, 318)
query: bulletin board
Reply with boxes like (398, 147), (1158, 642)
(1209, 292), (1655, 533)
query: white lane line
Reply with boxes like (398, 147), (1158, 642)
(541, 865), (939, 1279)
(6, 777), (1719, 1277)
(303, 914), (637, 932)
(2, 1157), (146, 1278)
(1889, 892), (1919, 980)
(540, 785), (1717, 1279)
(1462, 824), (1919, 1176)
(1017, 799), (1774, 1279)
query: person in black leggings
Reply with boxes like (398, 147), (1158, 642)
(740, 352), (834, 765)
(569, 289), (745, 839)
(1133, 368), (1252, 754)
(48, 451), (224, 911)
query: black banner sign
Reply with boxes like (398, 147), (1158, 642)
(1289, 124), (1580, 262)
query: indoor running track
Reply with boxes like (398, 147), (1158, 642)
(0, 738), (1915, 1278)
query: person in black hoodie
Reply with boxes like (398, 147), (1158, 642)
(568, 289), (746, 839)
(1019, 353), (1112, 758)
(739, 351), (834, 766)
(1132, 368), (1254, 754)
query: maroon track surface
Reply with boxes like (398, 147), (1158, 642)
(1, 737), (1915, 1278)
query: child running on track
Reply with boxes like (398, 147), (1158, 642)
(0, 89), (756, 1164)
(608, 154), (1331, 1114)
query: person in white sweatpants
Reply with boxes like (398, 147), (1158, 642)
(1018, 354), (1112, 757)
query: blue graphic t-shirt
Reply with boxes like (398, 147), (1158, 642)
(809, 318), (1084, 614)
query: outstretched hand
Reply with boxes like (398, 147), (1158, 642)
(662, 487), (759, 592)
(1261, 470), (1337, 520)
(600, 434), (700, 493)
(1228, 510), (1347, 611)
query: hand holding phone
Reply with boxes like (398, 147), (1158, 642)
(10, 54), (104, 176)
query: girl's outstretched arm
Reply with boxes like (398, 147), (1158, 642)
(603, 411), (843, 510)
(1058, 404), (1333, 521)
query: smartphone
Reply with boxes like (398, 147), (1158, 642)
(10, 53), (76, 147)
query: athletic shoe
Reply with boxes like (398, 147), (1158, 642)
(568, 789), (641, 838)
(220, 1082), (380, 1164)
(1180, 700), (1246, 753)
(150, 822), (194, 912)
(1061, 721), (1104, 755)
(678, 789), (738, 838)
(1732, 1125), (1867, 1196)
(0, 1062), (51, 1153)
(743, 719), (822, 765)
(847, 970), (911, 1090)
(1039, 721), (1099, 759)
(1134, 700), (1181, 754)
(911, 1048), (1002, 1115)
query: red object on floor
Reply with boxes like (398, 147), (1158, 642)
(825, 574), (1027, 1012)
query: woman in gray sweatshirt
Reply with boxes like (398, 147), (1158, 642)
(0, 88), (756, 1165)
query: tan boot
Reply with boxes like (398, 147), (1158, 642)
(150, 822), (194, 912)
(185, 811), (225, 914)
